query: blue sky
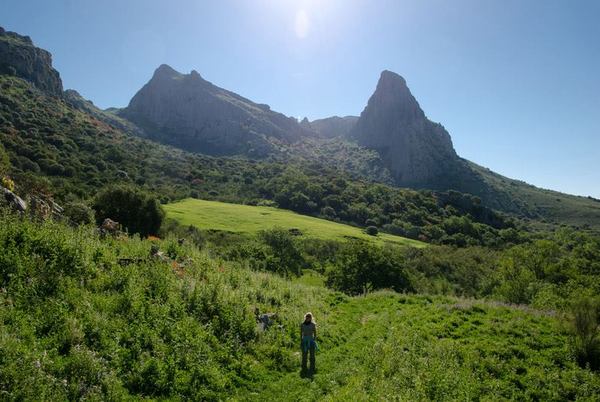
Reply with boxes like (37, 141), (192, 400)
(3, 0), (600, 198)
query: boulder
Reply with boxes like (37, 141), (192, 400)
(1, 185), (26, 212)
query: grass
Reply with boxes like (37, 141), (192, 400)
(0, 212), (599, 400)
(164, 198), (425, 247)
(242, 293), (600, 401)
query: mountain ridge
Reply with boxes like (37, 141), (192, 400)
(119, 64), (316, 157)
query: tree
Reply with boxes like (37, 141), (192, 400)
(64, 201), (95, 226)
(365, 226), (379, 236)
(326, 241), (412, 295)
(258, 228), (305, 276)
(92, 186), (164, 237)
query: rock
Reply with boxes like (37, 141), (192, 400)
(0, 27), (63, 96)
(1, 185), (27, 212)
(100, 218), (119, 233)
(119, 64), (314, 157)
(350, 70), (461, 186)
(27, 195), (63, 220)
(309, 115), (359, 138)
(254, 307), (278, 331)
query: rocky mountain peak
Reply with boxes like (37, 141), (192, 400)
(152, 64), (181, 80)
(350, 70), (459, 186)
(120, 65), (313, 157)
(368, 70), (425, 122)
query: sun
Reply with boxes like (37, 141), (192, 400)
(295, 9), (310, 39)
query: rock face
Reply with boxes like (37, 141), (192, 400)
(350, 71), (460, 186)
(309, 116), (358, 138)
(120, 65), (313, 157)
(0, 27), (63, 96)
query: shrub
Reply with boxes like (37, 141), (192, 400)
(92, 186), (164, 237)
(258, 228), (305, 276)
(571, 297), (600, 370)
(326, 241), (413, 295)
(63, 201), (95, 225)
(365, 226), (378, 236)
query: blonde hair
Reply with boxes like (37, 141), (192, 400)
(304, 312), (315, 323)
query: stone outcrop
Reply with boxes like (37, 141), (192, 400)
(0, 27), (63, 96)
(120, 64), (313, 157)
(1, 185), (27, 212)
(350, 70), (460, 186)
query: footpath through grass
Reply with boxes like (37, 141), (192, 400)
(240, 293), (599, 401)
(164, 199), (424, 247)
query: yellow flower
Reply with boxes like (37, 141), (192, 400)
(1, 176), (15, 192)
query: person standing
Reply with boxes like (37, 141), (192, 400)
(300, 312), (317, 373)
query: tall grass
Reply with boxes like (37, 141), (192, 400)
(571, 297), (600, 370)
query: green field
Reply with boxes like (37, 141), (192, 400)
(164, 198), (425, 247)
(2, 212), (599, 400)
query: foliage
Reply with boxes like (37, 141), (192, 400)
(63, 201), (95, 225)
(0, 142), (9, 175)
(258, 228), (305, 276)
(365, 225), (378, 236)
(1, 213), (598, 400)
(92, 186), (164, 236)
(325, 241), (413, 295)
(570, 297), (600, 370)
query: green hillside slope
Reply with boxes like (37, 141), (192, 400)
(470, 161), (600, 229)
(164, 198), (424, 247)
(1, 213), (598, 400)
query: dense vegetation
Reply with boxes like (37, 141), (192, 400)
(1, 212), (599, 400)
(92, 186), (165, 237)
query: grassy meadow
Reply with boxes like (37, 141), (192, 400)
(164, 198), (425, 247)
(1, 212), (599, 400)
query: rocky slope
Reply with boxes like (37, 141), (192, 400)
(0, 27), (62, 96)
(119, 65), (314, 157)
(350, 70), (462, 186)
(309, 115), (359, 138)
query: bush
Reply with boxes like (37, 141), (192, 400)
(92, 186), (165, 237)
(63, 201), (95, 225)
(326, 241), (413, 295)
(571, 297), (600, 370)
(365, 226), (378, 236)
(258, 228), (305, 276)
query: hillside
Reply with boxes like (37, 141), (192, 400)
(1, 213), (599, 400)
(471, 161), (600, 229)
(164, 198), (424, 247)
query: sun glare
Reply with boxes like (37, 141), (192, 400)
(295, 9), (310, 38)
